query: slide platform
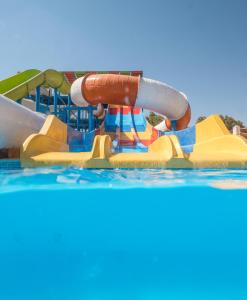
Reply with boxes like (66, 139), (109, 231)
(20, 113), (247, 169)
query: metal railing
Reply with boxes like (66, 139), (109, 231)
(33, 86), (97, 132)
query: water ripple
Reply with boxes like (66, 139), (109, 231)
(0, 167), (247, 193)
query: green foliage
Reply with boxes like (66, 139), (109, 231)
(0, 69), (40, 94)
(196, 115), (244, 131)
(196, 116), (207, 123)
(220, 115), (244, 131)
(147, 112), (164, 126)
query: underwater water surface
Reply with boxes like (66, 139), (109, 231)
(0, 167), (247, 300)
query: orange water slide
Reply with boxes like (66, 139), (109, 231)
(71, 74), (191, 130)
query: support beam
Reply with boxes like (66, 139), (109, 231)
(171, 120), (177, 131)
(67, 95), (71, 126)
(35, 86), (41, 112)
(77, 108), (81, 131)
(53, 88), (58, 116)
(88, 106), (94, 132)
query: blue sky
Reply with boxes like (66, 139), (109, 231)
(0, 0), (246, 123)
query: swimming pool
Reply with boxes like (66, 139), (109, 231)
(0, 168), (247, 300)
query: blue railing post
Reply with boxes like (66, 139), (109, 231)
(35, 86), (40, 112)
(67, 95), (71, 126)
(68, 94), (71, 107)
(88, 106), (94, 132)
(53, 88), (58, 116)
(77, 108), (81, 131)
(171, 120), (177, 131)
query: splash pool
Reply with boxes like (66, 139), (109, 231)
(0, 168), (247, 300)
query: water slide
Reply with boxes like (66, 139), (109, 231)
(2, 72), (244, 169)
(0, 94), (45, 148)
(0, 69), (70, 101)
(0, 69), (71, 149)
(71, 74), (191, 131)
(1, 71), (190, 150)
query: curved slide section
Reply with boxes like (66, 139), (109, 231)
(0, 95), (45, 148)
(0, 69), (40, 94)
(0, 69), (71, 101)
(71, 74), (191, 130)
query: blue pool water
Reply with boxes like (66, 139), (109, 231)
(0, 167), (247, 300)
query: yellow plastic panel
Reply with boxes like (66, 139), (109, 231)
(196, 115), (230, 144)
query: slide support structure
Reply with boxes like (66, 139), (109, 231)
(88, 106), (94, 132)
(35, 86), (40, 112)
(171, 120), (177, 131)
(54, 88), (58, 116)
(77, 108), (81, 131)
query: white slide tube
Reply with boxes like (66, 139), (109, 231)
(0, 94), (46, 149)
(136, 77), (189, 120)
